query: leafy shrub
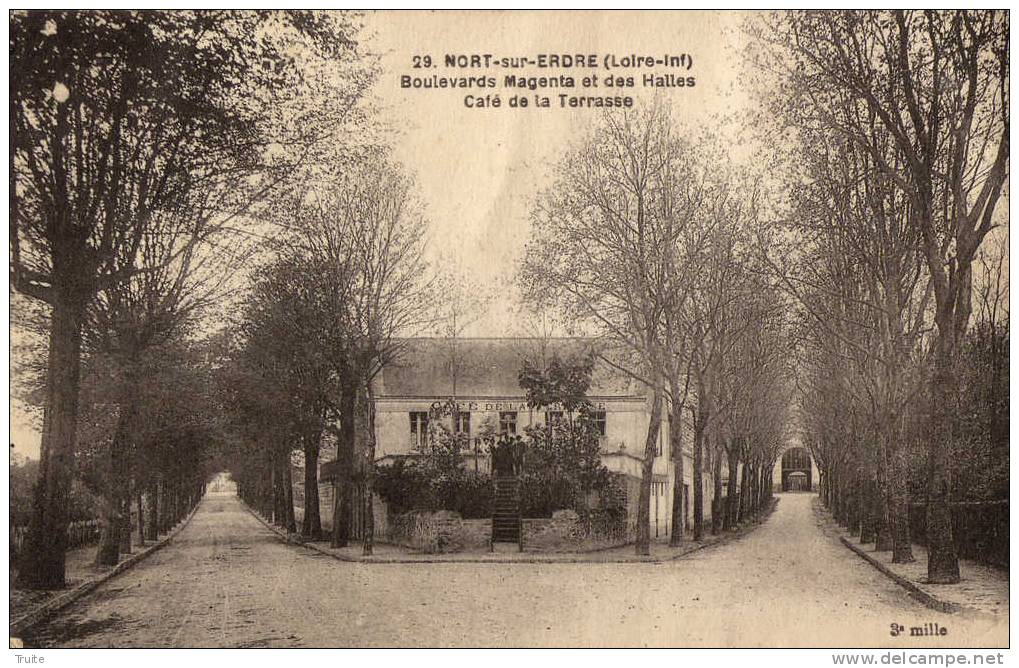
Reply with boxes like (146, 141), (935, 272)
(432, 469), (493, 518)
(374, 459), (493, 518)
(10, 454), (101, 525)
(373, 459), (432, 514)
(519, 471), (579, 518)
(516, 410), (615, 517)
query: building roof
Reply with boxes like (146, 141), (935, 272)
(376, 337), (639, 398)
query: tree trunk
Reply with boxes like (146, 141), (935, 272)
(260, 464), (272, 519)
(271, 451), (286, 527)
(119, 494), (132, 554)
(19, 297), (85, 589)
(711, 441), (723, 535)
(759, 464), (768, 509)
(363, 488), (375, 555)
(839, 469), (851, 527)
(301, 429), (323, 538)
(738, 457), (751, 523)
(283, 451), (297, 534)
(926, 332), (960, 582)
(95, 413), (128, 567)
(151, 481), (163, 536)
(160, 481), (170, 531)
(723, 448), (740, 531)
(635, 384), (664, 556)
(752, 462), (763, 514)
(874, 480), (893, 552)
(830, 467), (841, 521)
(859, 476), (876, 544)
(95, 430), (126, 567)
(331, 382), (357, 548)
(692, 401), (708, 541)
(667, 382), (684, 547)
(847, 474), (862, 536)
(362, 385), (378, 556)
(887, 427), (915, 563)
(137, 491), (145, 544)
(331, 477), (344, 547)
(172, 481), (181, 524)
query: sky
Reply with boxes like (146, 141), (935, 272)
(361, 10), (753, 336)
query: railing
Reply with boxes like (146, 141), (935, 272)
(10, 519), (102, 557)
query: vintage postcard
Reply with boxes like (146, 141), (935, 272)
(8, 8), (1009, 656)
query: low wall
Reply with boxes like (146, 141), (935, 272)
(384, 508), (627, 554)
(387, 510), (467, 553)
(461, 519), (492, 551)
(524, 509), (627, 552)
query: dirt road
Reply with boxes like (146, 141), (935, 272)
(22, 491), (1007, 647)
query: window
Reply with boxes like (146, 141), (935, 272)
(655, 425), (664, 457)
(410, 412), (429, 445)
(546, 410), (564, 425)
(499, 411), (517, 434)
(590, 410), (607, 436)
(455, 411), (471, 435)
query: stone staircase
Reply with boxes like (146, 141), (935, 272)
(491, 475), (522, 549)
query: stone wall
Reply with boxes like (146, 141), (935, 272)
(523, 509), (627, 552)
(382, 508), (627, 553)
(460, 519), (492, 551)
(386, 510), (465, 553)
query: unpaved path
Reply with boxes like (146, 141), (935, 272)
(22, 492), (1007, 647)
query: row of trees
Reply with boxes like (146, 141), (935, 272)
(756, 10), (1008, 581)
(10, 10), (374, 588)
(519, 104), (795, 555)
(226, 156), (432, 555)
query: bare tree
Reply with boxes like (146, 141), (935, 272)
(762, 8), (1008, 583)
(9, 10), (370, 588)
(272, 157), (433, 553)
(521, 104), (712, 555)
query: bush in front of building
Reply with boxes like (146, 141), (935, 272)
(430, 469), (493, 519)
(518, 412), (618, 518)
(373, 459), (493, 519)
(373, 459), (432, 514)
(519, 470), (578, 517)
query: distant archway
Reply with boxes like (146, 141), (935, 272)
(781, 447), (812, 492)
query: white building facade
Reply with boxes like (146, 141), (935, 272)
(368, 337), (716, 540)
